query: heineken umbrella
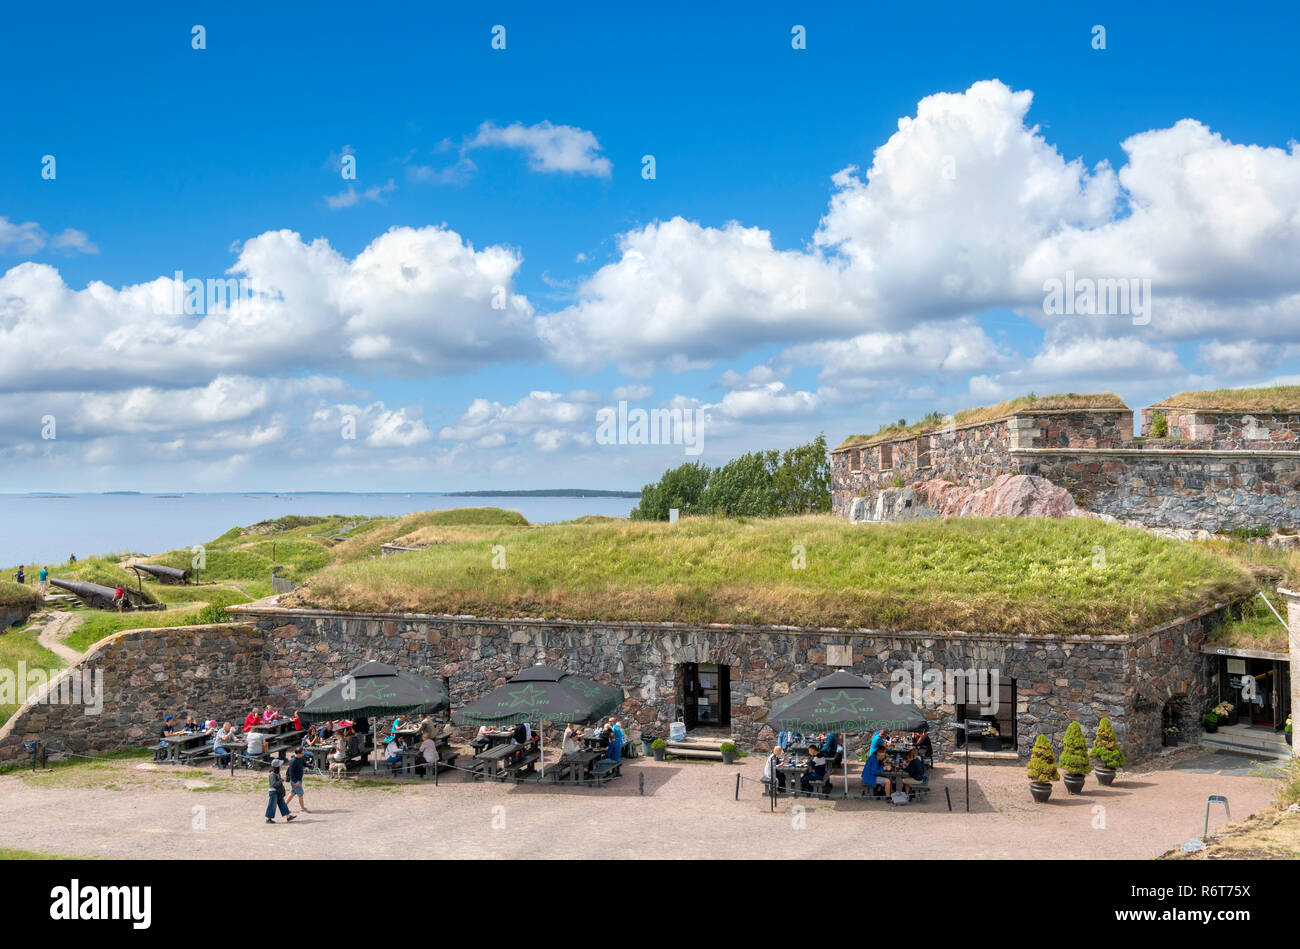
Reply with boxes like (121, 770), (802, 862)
(451, 664), (625, 777)
(767, 670), (926, 797)
(300, 661), (451, 773)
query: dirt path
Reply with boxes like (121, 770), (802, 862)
(34, 611), (85, 665)
(0, 755), (1280, 860)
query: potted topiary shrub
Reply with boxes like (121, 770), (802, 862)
(1089, 717), (1126, 787)
(720, 741), (736, 765)
(1059, 721), (1090, 794)
(1203, 712), (1219, 734)
(1163, 726), (1180, 747)
(1286, 715), (1292, 747)
(1026, 734), (1059, 803)
(979, 723), (1001, 752)
(651, 738), (666, 761)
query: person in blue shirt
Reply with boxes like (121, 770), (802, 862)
(607, 721), (626, 762)
(868, 728), (889, 757)
(861, 747), (893, 796)
(799, 750), (827, 794)
(820, 733), (839, 759)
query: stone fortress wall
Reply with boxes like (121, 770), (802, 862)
(0, 604), (1226, 767)
(832, 398), (1300, 531)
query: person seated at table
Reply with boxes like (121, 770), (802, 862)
(262, 704), (279, 723)
(913, 723), (933, 762)
(302, 724), (319, 747)
(763, 746), (786, 791)
(607, 721), (626, 762)
(868, 727), (889, 758)
(420, 714), (441, 739)
(559, 723), (580, 759)
(904, 749), (928, 785)
(471, 725), (491, 752)
(213, 721), (236, 767)
(243, 728), (269, 767)
(417, 734), (440, 774)
(384, 735), (406, 774)
(510, 722), (527, 745)
(243, 708), (262, 732)
(800, 749), (828, 794)
(595, 722), (612, 750)
(158, 715), (182, 741)
(391, 713), (409, 733)
(345, 729), (364, 764)
(861, 747), (892, 797)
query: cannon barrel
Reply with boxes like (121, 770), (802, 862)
(49, 578), (121, 609)
(131, 563), (189, 583)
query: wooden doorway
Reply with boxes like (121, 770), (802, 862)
(680, 662), (730, 728)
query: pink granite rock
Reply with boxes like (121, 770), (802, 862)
(914, 473), (1079, 518)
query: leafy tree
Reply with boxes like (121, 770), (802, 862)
(630, 435), (830, 520)
(1059, 721), (1090, 775)
(1026, 734), (1059, 783)
(630, 461), (711, 520)
(1089, 718), (1126, 769)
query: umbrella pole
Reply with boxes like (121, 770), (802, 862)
(540, 721), (545, 779)
(373, 720), (378, 774)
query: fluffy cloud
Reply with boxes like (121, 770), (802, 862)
(0, 217), (98, 255)
(324, 179), (397, 209)
(0, 225), (537, 392)
(463, 121), (612, 177)
(438, 390), (597, 447)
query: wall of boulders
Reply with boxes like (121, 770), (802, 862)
(1140, 409), (1300, 449)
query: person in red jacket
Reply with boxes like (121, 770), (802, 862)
(244, 709), (262, 732)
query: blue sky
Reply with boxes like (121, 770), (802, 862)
(3, 1), (1299, 491)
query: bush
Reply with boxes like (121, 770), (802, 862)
(1204, 712), (1219, 726)
(1026, 734), (1059, 784)
(1151, 413), (1168, 438)
(719, 741), (736, 754)
(651, 738), (666, 750)
(1089, 718), (1126, 769)
(1059, 722), (1090, 775)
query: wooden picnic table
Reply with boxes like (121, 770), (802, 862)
(162, 733), (210, 763)
(469, 738), (538, 781)
(554, 749), (603, 784)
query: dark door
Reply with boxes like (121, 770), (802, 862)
(681, 662), (698, 727)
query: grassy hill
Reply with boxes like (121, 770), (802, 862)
(286, 515), (1253, 637)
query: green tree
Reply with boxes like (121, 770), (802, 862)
(630, 461), (712, 520)
(1089, 718), (1126, 769)
(1059, 721), (1090, 775)
(1026, 734), (1059, 783)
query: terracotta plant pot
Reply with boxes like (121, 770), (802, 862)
(1029, 782), (1053, 803)
(1093, 766), (1116, 787)
(1062, 772), (1086, 794)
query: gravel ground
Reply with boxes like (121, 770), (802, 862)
(0, 752), (1280, 859)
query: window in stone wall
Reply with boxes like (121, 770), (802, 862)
(956, 676), (1017, 750)
(916, 435), (931, 468)
(851, 449), (861, 471)
(879, 442), (892, 470)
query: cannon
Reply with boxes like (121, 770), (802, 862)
(129, 563), (190, 584)
(48, 578), (154, 610)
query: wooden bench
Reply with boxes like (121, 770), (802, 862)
(499, 751), (540, 782)
(591, 758), (622, 785)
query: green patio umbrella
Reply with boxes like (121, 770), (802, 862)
(451, 664), (625, 777)
(768, 670), (926, 797)
(300, 660), (451, 773)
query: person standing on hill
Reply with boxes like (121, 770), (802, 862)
(286, 747), (309, 812)
(38, 566), (49, 594)
(13, 566), (25, 584)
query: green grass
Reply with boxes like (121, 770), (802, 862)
(1207, 591), (1290, 652)
(0, 581), (43, 609)
(836, 392), (1127, 450)
(1152, 385), (1300, 413)
(290, 515), (1253, 636)
(0, 848), (87, 860)
(0, 620), (66, 724)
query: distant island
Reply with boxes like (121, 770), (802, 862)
(445, 489), (640, 498)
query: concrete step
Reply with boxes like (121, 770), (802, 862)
(1202, 726), (1290, 758)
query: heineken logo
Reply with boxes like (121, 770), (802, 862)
(817, 690), (875, 716)
(502, 683), (549, 708)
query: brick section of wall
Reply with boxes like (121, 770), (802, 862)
(831, 410), (1131, 517)
(1140, 409), (1300, 449)
(0, 624), (264, 763)
(1014, 450), (1300, 530)
(0, 605), (1225, 767)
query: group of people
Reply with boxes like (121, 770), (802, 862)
(562, 719), (626, 763)
(379, 712), (448, 776)
(762, 724), (933, 797)
(10, 565), (50, 593)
